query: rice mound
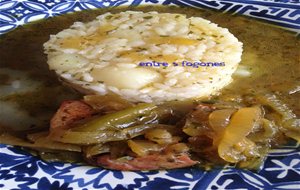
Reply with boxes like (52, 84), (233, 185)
(44, 11), (243, 103)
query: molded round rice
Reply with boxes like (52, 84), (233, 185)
(44, 11), (243, 103)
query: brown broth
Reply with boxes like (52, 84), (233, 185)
(0, 5), (299, 131)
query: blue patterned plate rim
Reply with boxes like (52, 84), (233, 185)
(0, 1), (299, 190)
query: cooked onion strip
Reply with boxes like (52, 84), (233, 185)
(209, 108), (237, 133)
(256, 93), (299, 142)
(145, 128), (173, 145)
(256, 93), (296, 121)
(281, 119), (300, 142)
(128, 140), (163, 156)
(0, 133), (81, 152)
(218, 106), (262, 163)
(247, 119), (278, 142)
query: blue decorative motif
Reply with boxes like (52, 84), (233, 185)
(161, 0), (300, 33)
(1, 144), (299, 189)
(0, 0), (300, 189)
(0, 0), (299, 34)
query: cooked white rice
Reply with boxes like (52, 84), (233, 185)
(44, 11), (243, 103)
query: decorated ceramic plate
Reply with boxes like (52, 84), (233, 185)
(0, 0), (299, 189)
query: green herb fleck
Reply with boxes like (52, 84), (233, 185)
(105, 15), (113, 20)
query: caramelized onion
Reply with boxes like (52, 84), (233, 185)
(128, 140), (162, 156)
(145, 128), (173, 144)
(256, 93), (299, 142)
(166, 143), (189, 154)
(0, 133), (81, 152)
(208, 108), (237, 133)
(282, 119), (300, 142)
(247, 119), (278, 142)
(256, 93), (296, 121)
(217, 106), (262, 163)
